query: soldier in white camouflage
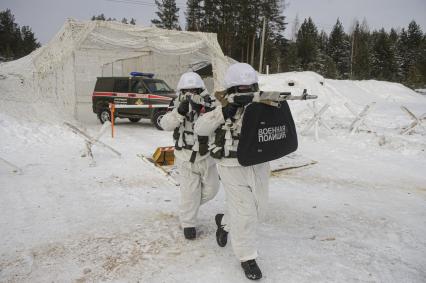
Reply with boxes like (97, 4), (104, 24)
(194, 63), (269, 280)
(160, 72), (219, 240)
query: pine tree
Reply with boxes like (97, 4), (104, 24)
(0, 9), (18, 59)
(370, 29), (398, 81)
(0, 9), (40, 60)
(397, 21), (424, 86)
(151, 0), (180, 30)
(397, 28), (410, 80)
(259, 0), (286, 73)
(20, 26), (40, 55)
(327, 19), (351, 79)
(296, 18), (318, 70)
(92, 14), (134, 23)
(201, 0), (218, 32)
(284, 41), (300, 71)
(196, 0), (286, 73)
(389, 28), (399, 44)
(91, 14), (106, 21)
(315, 30), (337, 78)
(351, 20), (371, 80)
(406, 21), (423, 60)
(405, 21), (423, 86)
(185, 0), (203, 31)
(388, 28), (402, 80)
(318, 30), (328, 53)
(237, 0), (259, 66)
(417, 34), (426, 86)
(214, 0), (235, 56)
(406, 65), (423, 87)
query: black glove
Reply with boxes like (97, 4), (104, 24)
(190, 99), (203, 113)
(177, 100), (190, 116)
(222, 103), (239, 120)
(203, 96), (213, 105)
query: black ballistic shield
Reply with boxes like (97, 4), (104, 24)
(237, 101), (298, 166)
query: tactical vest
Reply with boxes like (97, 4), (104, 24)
(173, 110), (210, 163)
(210, 107), (244, 159)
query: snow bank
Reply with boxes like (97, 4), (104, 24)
(0, 54), (76, 123)
(259, 72), (426, 132)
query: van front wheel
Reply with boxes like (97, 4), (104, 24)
(152, 110), (166, 130)
(98, 109), (112, 124)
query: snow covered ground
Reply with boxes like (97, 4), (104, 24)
(1, 69), (426, 282)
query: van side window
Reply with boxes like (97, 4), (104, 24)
(114, 79), (129, 93)
(94, 79), (114, 92)
(131, 80), (148, 93)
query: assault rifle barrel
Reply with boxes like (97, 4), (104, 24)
(262, 89), (318, 101)
(275, 93), (318, 100)
(214, 89), (317, 106)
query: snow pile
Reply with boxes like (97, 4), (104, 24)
(259, 72), (426, 133)
(415, 88), (426, 94)
(0, 56), (77, 123)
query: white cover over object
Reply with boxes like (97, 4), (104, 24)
(176, 72), (206, 91)
(0, 19), (229, 122)
(223, 63), (258, 89)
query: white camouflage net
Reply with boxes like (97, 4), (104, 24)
(0, 19), (229, 122)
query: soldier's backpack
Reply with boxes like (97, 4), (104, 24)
(237, 101), (298, 166)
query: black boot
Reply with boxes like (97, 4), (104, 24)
(215, 214), (228, 247)
(183, 227), (196, 240)
(241, 259), (262, 280)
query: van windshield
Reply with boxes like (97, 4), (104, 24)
(145, 79), (173, 93)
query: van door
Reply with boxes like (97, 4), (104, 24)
(127, 79), (150, 117)
(113, 78), (131, 115)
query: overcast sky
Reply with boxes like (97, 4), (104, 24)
(1, 0), (425, 44)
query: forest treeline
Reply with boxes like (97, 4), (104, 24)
(151, 0), (426, 88)
(0, 9), (40, 62)
(2, 3), (426, 88)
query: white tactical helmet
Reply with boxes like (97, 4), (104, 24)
(223, 63), (258, 90)
(176, 72), (206, 91)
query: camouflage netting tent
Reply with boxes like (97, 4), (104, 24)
(0, 19), (229, 122)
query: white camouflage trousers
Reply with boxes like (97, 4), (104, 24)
(177, 157), (220, 228)
(218, 162), (270, 261)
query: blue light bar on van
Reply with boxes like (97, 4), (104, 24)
(130, 72), (154, 78)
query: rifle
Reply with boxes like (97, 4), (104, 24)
(215, 89), (317, 107)
(178, 89), (215, 108)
